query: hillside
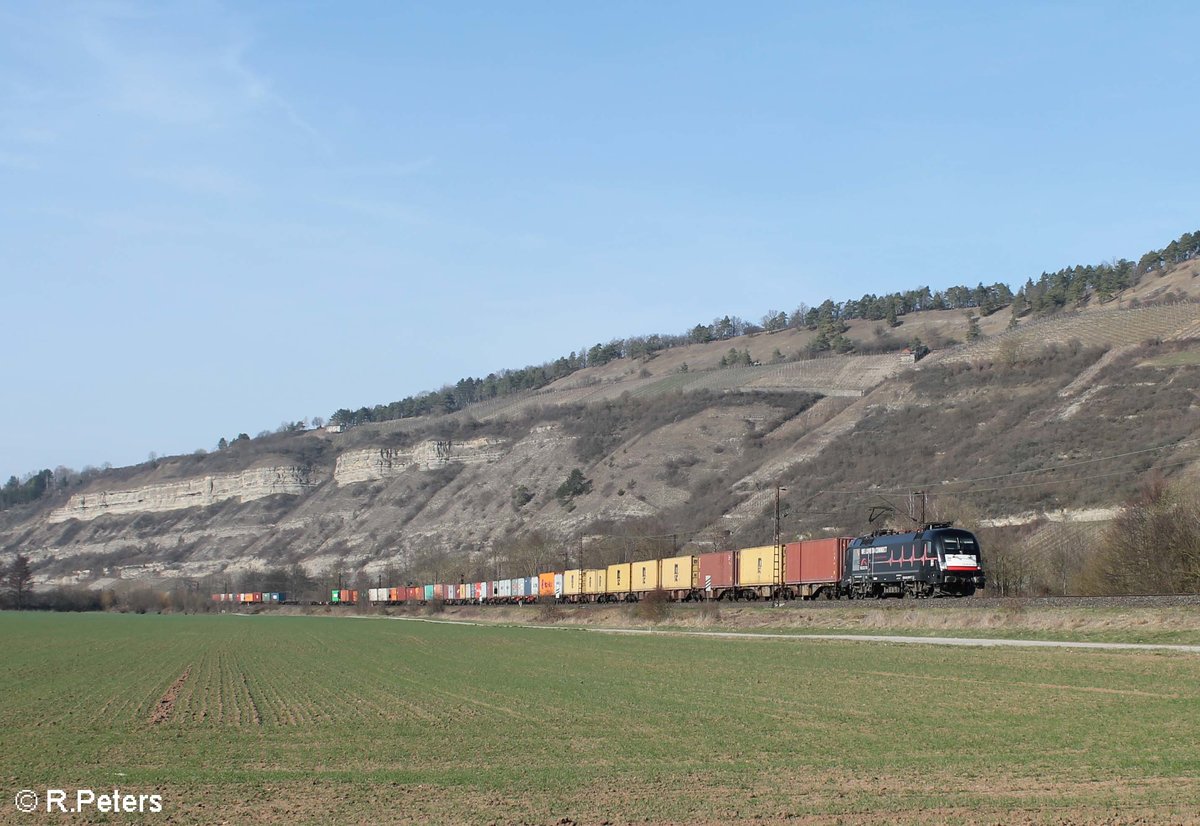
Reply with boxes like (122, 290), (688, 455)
(2, 259), (1199, 598)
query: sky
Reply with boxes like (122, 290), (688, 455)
(2, 1), (1197, 475)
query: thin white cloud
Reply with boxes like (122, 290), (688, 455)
(140, 164), (254, 198)
(40, 1), (332, 157)
(0, 150), (39, 170)
(339, 157), (437, 178)
(216, 36), (333, 157)
(328, 197), (432, 228)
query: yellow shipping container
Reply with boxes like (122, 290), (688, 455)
(660, 555), (697, 589)
(563, 569), (583, 596)
(631, 559), (660, 592)
(583, 568), (607, 595)
(738, 545), (782, 586)
(607, 563), (632, 594)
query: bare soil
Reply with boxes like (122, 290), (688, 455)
(149, 666), (191, 725)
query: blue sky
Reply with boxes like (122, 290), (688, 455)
(2, 1), (1197, 475)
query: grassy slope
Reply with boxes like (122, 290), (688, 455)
(1, 613), (1199, 824)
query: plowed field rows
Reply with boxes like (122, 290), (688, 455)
(2, 612), (1199, 824)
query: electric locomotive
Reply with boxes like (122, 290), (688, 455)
(841, 523), (984, 598)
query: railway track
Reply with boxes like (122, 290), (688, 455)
(969, 593), (1200, 609)
(665, 592), (1200, 610)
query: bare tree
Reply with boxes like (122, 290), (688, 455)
(1087, 475), (1200, 595)
(6, 553), (34, 610)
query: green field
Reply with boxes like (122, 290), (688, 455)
(2, 613), (1199, 824)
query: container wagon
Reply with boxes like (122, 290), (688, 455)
(784, 537), (851, 600)
(736, 546), (783, 600)
(659, 554), (700, 601)
(697, 551), (736, 600)
(563, 569), (583, 602)
(630, 560), (659, 597)
(605, 563), (632, 602)
(583, 568), (607, 602)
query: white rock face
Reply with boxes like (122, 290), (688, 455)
(334, 437), (507, 484)
(979, 507), (1119, 528)
(48, 466), (318, 523)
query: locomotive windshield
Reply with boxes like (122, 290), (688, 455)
(941, 534), (978, 554)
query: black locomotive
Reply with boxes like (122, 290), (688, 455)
(841, 523), (985, 598)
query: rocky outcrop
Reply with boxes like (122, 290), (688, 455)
(334, 437), (507, 484)
(48, 466), (318, 523)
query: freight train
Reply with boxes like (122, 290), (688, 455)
(211, 592), (290, 605)
(254, 524), (982, 607)
(211, 525), (984, 607)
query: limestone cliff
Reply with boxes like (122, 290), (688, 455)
(334, 437), (508, 484)
(48, 466), (319, 523)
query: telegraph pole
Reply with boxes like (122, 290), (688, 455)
(774, 485), (784, 549)
(911, 490), (927, 525)
(774, 484), (787, 603)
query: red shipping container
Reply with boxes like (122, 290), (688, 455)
(434, 584), (446, 599)
(407, 586), (423, 602)
(785, 538), (851, 585)
(697, 551), (736, 592)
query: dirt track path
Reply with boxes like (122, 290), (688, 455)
(384, 616), (1200, 654)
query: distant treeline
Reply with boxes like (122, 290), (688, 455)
(6, 231), (1197, 505)
(0, 466), (107, 514)
(1, 470), (53, 510)
(329, 281), (1016, 428)
(329, 228), (1197, 430)
(1010, 229), (1200, 319)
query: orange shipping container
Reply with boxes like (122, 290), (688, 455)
(538, 572), (557, 597)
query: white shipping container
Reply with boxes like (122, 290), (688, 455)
(495, 579), (512, 597)
(554, 573), (564, 597)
